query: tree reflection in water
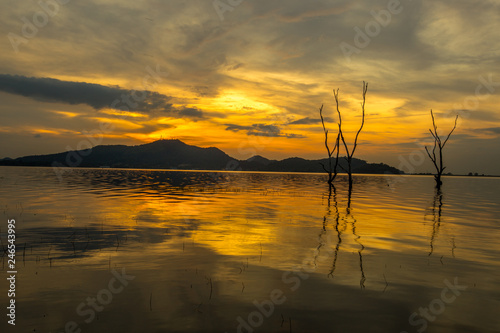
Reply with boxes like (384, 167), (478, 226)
(323, 185), (366, 289)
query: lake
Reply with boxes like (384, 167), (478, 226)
(0, 166), (499, 333)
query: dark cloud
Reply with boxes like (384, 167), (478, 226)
(462, 110), (500, 122)
(0, 74), (124, 109)
(0, 74), (203, 118)
(225, 124), (250, 132)
(284, 133), (307, 139)
(478, 127), (500, 135)
(289, 117), (334, 125)
(0, 74), (206, 120)
(190, 85), (218, 97)
(133, 123), (176, 134)
(225, 123), (305, 138)
(247, 124), (281, 137)
(276, 1), (353, 22)
(178, 107), (204, 119)
(228, 63), (245, 71)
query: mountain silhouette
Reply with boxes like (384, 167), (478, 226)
(0, 139), (402, 174)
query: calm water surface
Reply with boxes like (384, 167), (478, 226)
(0, 166), (499, 333)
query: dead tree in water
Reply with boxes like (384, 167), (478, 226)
(424, 110), (458, 189)
(335, 81), (368, 191)
(319, 105), (340, 187)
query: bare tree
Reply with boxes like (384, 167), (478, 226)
(319, 105), (340, 187)
(335, 81), (368, 191)
(424, 110), (458, 189)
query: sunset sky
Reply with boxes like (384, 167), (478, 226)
(1, 0), (499, 174)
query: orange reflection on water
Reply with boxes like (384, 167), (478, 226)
(1, 167), (500, 333)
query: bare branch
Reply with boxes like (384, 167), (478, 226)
(319, 162), (329, 174)
(319, 105), (327, 133)
(331, 83), (369, 190)
(351, 81), (367, 157)
(333, 132), (340, 173)
(428, 129), (438, 141)
(431, 138), (437, 167)
(334, 88), (349, 159)
(430, 109), (437, 131)
(319, 103), (338, 185)
(425, 145), (439, 173)
(425, 110), (459, 188)
(442, 115), (458, 148)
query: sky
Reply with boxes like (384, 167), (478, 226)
(1, 0), (499, 175)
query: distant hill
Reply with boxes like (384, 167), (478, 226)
(0, 139), (402, 174)
(241, 156), (401, 174)
(0, 140), (233, 170)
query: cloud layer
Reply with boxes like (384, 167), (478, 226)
(225, 123), (306, 138)
(0, 74), (207, 120)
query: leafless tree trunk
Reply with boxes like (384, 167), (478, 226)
(319, 105), (340, 187)
(335, 81), (368, 191)
(424, 110), (458, 189)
